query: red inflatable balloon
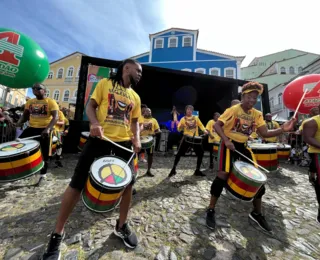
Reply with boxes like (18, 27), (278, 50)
(283, 74), (320, 114)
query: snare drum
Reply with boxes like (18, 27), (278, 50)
(51, 136), (58, 156)
(82, 156), (133, 213)
(226, 161), (267, 201)
(78, 132), (90, 151)
(249, 143), (278, 171)
(0, 140), (44, 183)
(277, 144), (291, 162)
(213, 142), (220, 156)
(184, 135), (203, 145)
(140, 136), (154, 150)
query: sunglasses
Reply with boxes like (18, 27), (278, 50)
(32, 87), (43, 91)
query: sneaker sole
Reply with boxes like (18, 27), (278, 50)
(113, 228), (136, 249)
(248, 214), (272, 233)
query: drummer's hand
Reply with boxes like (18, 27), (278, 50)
(132, 136), (141, 153)
(225, 140), (235, 151)
(203, 129), (209, 135)
(41, 128), (50, 137)
(90, 123), (103, 137)
(282, 118), (297, 132)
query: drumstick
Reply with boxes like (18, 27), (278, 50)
(234, 149), (270, 174)
(101, 135), (133, 153)
(16, 135), (41, 142)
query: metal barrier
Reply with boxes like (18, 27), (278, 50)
(0, 122), (16, 144)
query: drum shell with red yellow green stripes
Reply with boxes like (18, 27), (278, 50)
(250, 144), (278, 171)
(226, 161), (267, 201)
(82, 156), (133, 213)
(0, 140), (44, 183)
(213, 142), (220, 156)
(78, 132), (90, 151)
(277, 144), (291, 162)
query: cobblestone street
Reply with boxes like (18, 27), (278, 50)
(0, 152), (319, 260)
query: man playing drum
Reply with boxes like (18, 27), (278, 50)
(168, 105), (208, 177)
(263, 113), (280, 143)
(141, 108), (161, 177)
(206, 82), (296, 232)
(42, 59), (142, 259)
(52, 109), (66, 168)
(139, 104), (148, 163)
(17, 83), (59, 183)
(206, 112), (221, 170)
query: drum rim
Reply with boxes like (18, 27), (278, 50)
(233, 161), (267, 183)
(0, 141), (40, 158)
(81, 190), (122, 213)
(89, 155), (133, 190)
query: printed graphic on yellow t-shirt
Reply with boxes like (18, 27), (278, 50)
(91, 79), (141, 142)
(54, 111), (66, 131)
(264, 120), (280, 142)
(206, 119), (221, 143)
(141, 117), (160, 136)
(218, 104), (265, 143)
(178, 116), (205, 137)
(26, 98), (59, 128)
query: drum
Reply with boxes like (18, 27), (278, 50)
(249, 143), (278, 171)
(184, 135), (203, 145)
(0, 140), (44, 183)
(51, 136), (58, 156)
(213, 142), (220, 156)
(140, 136), (154, 150)
(226, 161), (267, 201)
(82, 156), (133, 213)
(277, 144), (291, 162)
(78, 132), (90, 151)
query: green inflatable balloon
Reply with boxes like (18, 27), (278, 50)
(0, 28), (50, 89)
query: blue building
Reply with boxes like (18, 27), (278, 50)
(132, 28), (245, 79)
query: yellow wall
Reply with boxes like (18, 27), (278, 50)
(5, 88), (27, 107)
(43, 52), (82, 108)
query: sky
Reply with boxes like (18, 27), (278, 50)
(0, 0), (319, 96)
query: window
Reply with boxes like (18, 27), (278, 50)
(76, 67), (80, 78)
(47, 71), (53, 79)
(270, 98), (274, 108)
(154, 38), (164, 49)
(8, 94), (12, 103)
(195, 68), (205, 74)
(278, 93), (283, 105)
(289, 66), (295, 74)
(57, 68), (64, 79)
(181, 68), (191, 72)
(168, 37), (178, 48)
(209, 68), (220, 76)
(53, 90), (60, 101)
(182, 36), (192, 47)
(280, 67), (286, 74)
(45, 90), (50, 98)
(63, 90), (70, 102)
(74, 90), (77, 97)
(224, 68), (236, 78)
(67, 67), (74, 77)
(14, 97), (18, 106)
(298, 66), (303, 73)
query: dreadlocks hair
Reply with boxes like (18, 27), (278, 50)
(241, 81), (264, 94)
(141, 104), (148, 109)
(110, 59), (139, 87)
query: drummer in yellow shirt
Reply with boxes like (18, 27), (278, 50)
(206, 112), (221, 169)
(141, 108), (161, 176)
(297, 107), (319, 134)
(205, 82), (296, 233)
(263, 113), (280, 143)
(168, 105), (208, 177)
(53, 110), (66, 168)
(138, 104), (148, 163)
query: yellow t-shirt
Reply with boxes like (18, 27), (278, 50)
(218, 104), (265, 143)
(265, 120), (280, 142)
(178, 116), (205, 137)
(250, 131), (259, 139)
(206, 119), (221, 143)
(26, 97), (59, 128)
(91, 78), (141, 142)
(299, 118), (311, 131)
(141, 117), (160, 136)
(138, 116), (144, 124)
(307, 115), (320, 153)
(54, 111), (66, 131)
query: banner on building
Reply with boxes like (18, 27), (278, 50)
(83, 65), (110, 120)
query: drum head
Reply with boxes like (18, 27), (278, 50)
(52, 136), (58, 142)
(233, 161), (267, 183)
(250, 144), (277, 149)
(277, 143), (291, 149)
(0, 140), (39, 157)
(82, 132), (90, 137)
(90, 156), (132, 189)
(141, 136), (153, 143)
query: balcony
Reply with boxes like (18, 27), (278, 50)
(64, 77), (73, 83)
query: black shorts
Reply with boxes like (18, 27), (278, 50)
(177, 137), (204, 156)
(70, 137), (137, 191)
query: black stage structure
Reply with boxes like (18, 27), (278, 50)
(64, 56), (270, 153)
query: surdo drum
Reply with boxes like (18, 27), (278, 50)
(0, 140), (44, 183)
(140, 136), (154, 150)
(82, 156), (133, 213)
(51, 136), (58, 156)
(249, 143), (278, 171)
(277, 144), (291, 162)
(78, 131), (90, 151)
(184, 135), (203, 145)
(213, 141), (220, 157)
(226, 161), (267, 201)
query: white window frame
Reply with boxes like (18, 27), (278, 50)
(168, 37), (178, 48)
(224, 67), (236, 79)
(195, 68), (206, 74)
(57, 67), (64, 79)
(270, 97), (274, 108)
(47, 71), (54, 79)
(45, 89), (50, 98)
(182, 36), (192, 47)
(8, 94), (12, 103)
(181, 68), (192, 72)
(53, 89), (60, 101)
(154, 38), (164, 49)
(278, 93), (283, 105)
(76, 67), (80, 78)
(66, 66), (74, 78)
(289, 66), (295, 74)
(63, 89), (70, 102)
(209, 68), (221, 76)
(280, 67), (286, 74)
(298, 66), (303, 73)
(73, 90), (78, 97)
